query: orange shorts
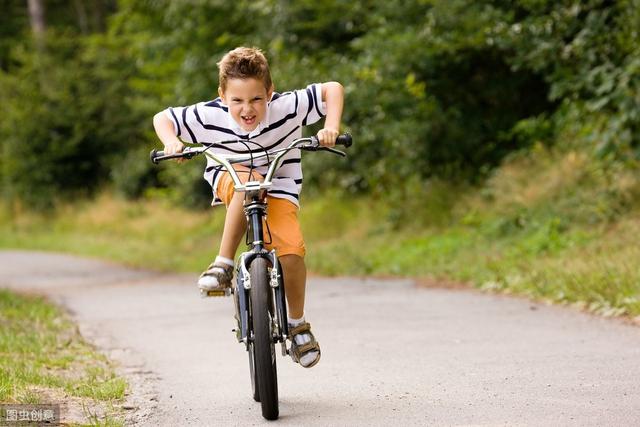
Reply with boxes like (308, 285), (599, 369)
(217, 165), (306, 258)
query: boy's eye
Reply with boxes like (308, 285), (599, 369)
(230, 97), (262, 104)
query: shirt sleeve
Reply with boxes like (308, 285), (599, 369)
(163, 104), (201, 143)
(296, 83), (327, 127)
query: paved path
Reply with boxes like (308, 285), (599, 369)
(2, 250), (640, 426)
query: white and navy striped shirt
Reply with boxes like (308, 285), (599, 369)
(165, 83), (326, 207)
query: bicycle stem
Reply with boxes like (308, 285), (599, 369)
(202, 137), (315, 192)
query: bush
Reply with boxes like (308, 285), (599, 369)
(3, 0), (639, 209)
(111, 146), (161, 199)
(0, 33), (142, 209)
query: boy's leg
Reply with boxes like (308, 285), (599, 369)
(218, 191), (246, 260)
(280, 256), (319, 368)
(263, 196), (307, 315)
(279, 254), (306, 319)
(198, 166), (261, 291)
(265, 197), (320, 368)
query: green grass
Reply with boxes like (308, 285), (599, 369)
(0, 289), (126, 425)
(1, 145), (640, 319)
(0, 194), (225, 273)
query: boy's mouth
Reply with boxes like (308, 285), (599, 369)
(241, 115), (256, 126)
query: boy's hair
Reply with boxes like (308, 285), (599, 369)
(217, 47), (273, 92)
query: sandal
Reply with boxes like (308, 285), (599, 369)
(197, 262), (233, 295)
(289, 322), (321, 368)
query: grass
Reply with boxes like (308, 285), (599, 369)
(0, 289), (126, 425)
(1, 144), (640, 319)
(0, 194), (225, 273)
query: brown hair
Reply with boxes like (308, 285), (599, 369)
(217, 47), (273, 92)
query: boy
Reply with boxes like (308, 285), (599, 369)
(152, 47), (344, 368)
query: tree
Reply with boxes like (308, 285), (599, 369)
(27, 0), (45, 37)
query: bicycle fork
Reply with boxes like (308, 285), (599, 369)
(233, 250), (289, 355)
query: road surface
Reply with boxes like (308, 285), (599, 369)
(1, 250), (640, 426)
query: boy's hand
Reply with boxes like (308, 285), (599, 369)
(317, 127), (339, 147)
(163, 140), (186, 163)
(164, 140), (185, 156)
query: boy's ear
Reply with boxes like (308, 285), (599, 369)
(218, 87), (225, 101)
(268, 85), (274, 99)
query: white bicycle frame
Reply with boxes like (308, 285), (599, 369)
(180, 137), (317, 195)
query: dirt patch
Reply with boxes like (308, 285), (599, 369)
(73, 317), (159, 426)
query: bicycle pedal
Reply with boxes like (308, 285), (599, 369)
(200, 288), (231, 298)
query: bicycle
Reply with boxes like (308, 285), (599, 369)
(150, 133), (352, 420)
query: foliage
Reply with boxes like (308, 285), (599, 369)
(0, 0), (639, 208)
(0, 0), (27, 71)
(0, 32), (142, 209)
(493, 0), (640, 158)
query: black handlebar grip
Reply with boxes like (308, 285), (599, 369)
(150, 148), (197, 163)
(150, 149), (164, 164)
(336, 133), (353, 148)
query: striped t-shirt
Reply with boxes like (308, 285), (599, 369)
(165, 83), (326, 207)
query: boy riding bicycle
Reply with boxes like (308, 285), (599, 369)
(152, 47), (344, 368)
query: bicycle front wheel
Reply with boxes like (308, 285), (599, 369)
(250, 257), (279, 420)
(248, 340), (260, 402)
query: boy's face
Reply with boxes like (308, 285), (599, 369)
(219, 78), (273, 132)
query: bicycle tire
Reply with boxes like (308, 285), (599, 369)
(250, 257), (279, 420)
(248, 341), (260, 402)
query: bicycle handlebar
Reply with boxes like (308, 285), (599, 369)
(149, 149), (196, 164)
(150, 133), (352, 165)
(150, 133), (353, 193)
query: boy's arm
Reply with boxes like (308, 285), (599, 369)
(317, 81), (344, 147)
(153, 112), (184, 155)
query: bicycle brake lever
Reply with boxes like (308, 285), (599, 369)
(300, 144), (346, 156)
(320, 147), (347, 157)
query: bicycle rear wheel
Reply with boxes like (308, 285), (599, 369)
(250, 257), (278, 420)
